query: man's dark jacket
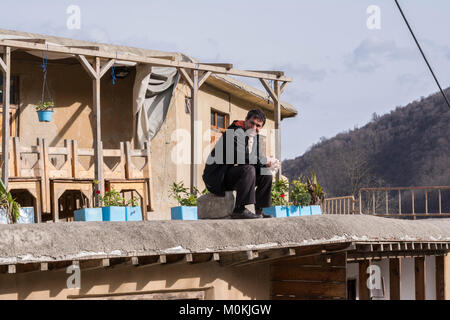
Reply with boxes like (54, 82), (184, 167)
(202, 120), (268, 196)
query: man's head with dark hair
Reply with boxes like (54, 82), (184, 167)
(245, 109), (266, 134)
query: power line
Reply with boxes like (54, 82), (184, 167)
(394, 0), (450, 109)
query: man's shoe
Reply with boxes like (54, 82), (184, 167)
(255, 208), (273, 219)
(231, 208), (261, 220)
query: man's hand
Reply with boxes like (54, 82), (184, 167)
(267, 157), (281, 170)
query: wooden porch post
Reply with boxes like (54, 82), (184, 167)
(389, 258), (401, 300)
(78, 55), (115, 204)
(274, 80), (281, 180)
(190, 69), (199, 193)
(435, 255), (450, 300)
(93, 57), (104, 201)
(414, 257), (426, 300)
(358, 260), (371, 300)
(1, 46), (11, 188)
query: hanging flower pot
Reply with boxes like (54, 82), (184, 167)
(36, 101), (54, 122)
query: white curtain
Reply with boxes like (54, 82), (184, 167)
(133, 64), (179, 148)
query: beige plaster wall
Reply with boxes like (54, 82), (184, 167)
(0, 261), (271, 300)
(9, 52), (277, 220)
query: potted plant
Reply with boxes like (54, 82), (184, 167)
(99, 188), (127, 222)
(0, 179), (22, 224)
(289, 178), (312, 216)
(74, 180), (103, 222)
(36, 101), (54, 122)
(169, 182), (206, 221)
(126, 196), (143, 221)
(263, 179), (290, 218)
(306, 170), (325, 215)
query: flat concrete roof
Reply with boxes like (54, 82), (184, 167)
(1, 215), (450, 265)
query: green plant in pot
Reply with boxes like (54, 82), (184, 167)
(0, 179), (21, 224)
(263, 179), (290, 218)
(36, 101), (55, 122)
(290, 178), (312, 216)
(306, 170), (325, 215)
(169, 181), (208, 220)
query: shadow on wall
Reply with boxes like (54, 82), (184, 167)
(0, 260), (270, 300)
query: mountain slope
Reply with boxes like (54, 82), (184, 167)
(283, 88), (450, 198)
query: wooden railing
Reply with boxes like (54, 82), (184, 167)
(323, 196), (358, 215)
(1, 138), (151, 181)
(323, 186), (450, 219)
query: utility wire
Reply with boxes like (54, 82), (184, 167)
(394, 0), (450, 109)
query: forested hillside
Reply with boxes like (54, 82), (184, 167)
(283, 88), (450, 199)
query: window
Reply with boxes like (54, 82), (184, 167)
(210, 110), (229, 133)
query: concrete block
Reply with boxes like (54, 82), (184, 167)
(197, 191), (236, 220)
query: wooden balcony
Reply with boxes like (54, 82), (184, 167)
(0, 138), (154, 222)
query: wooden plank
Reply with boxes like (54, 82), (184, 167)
(436, 256), (445, 300)
(93, 57), (104, 201)
(178, 68), (193, 89)
(99, 59), (115, 79)
(0, 39), (292, 82)
(389, 258), (401, 300)
(202, 63), (233, 70)
(198, 71), (212, 88)
(359, 260), (371, 300)
(247, 70), (284, 77)
(259, 79), (279, 104)
(271, 281), (346, 298)
(2, 46), (11, 187)
(280, 81), (288, 95)
(415, 257), (426, 300)
(13, 137), (20, 177)
(78, 54), (98, 79)
(71, 140), (78, 179)
(4, 38), (46, 44)
(144, 141), (154, 213)
(272, 265), (346, 282)
(274, 80), (281, 179)
(8, 265), (16, 274)
(190, 69), (199, 193)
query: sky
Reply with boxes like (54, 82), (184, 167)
(1, 0), (450, 160)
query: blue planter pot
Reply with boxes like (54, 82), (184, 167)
(300, 206), (312, 216)
(126, 206), (143, 221)
(263, 206), (289, 218)
(102, 206), (127, 222)
(0, 208), (35, 224)
(288, 206), (300, 217)
(74, 208), (103, 222)
(37, 110), (54, 122)
(310, 205), (322, 216)
(171, 206), (198, 221)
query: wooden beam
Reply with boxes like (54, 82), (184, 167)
(198, 71), (212, 88)
(93, 57), (104, 200)
(78, 55), (98, 79)
(235, 248), (296, 267)
(0, 39), (292, 82)
(389, 258), (401, 300)
(135, 255), (167, 268)
(67, 45), (100, 50)
(259, 79), (279, 104)
(190, 69), (199, 193)
(280, 81), (288, 95)
(4, 38), (46, 44)
(436, 255), (446, 300)
(415, 257), (426, 300)
(274, 80), (281, 179)
(203, 63), (233, 70)
(99, 59), (116, 79)
(2, 46), (11, 188)
(359, 260), (371, 300)
(247, 70), (285, 77)
(8, 265), (16, 274)
(179, 68), (193, 89)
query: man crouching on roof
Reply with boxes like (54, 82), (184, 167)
(202, 109), (280, 219)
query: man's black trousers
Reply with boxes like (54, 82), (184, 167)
(224, 165), (272, 209)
